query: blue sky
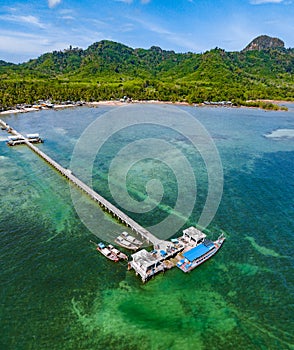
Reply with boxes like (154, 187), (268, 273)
(0, 0), (293, 63)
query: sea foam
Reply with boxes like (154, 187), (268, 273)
(264, 128), (294, 139)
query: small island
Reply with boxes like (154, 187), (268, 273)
(0, 35), (293, 112)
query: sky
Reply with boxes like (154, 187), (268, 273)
(0, 0), (293, 63)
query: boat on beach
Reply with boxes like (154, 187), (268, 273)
(176, 234), (225, 273)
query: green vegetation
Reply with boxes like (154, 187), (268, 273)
(239, 101), (288, 111)
(0, 40), (293, 109)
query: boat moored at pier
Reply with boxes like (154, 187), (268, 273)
(0, 119), (226, 283)
(128, 227), (225, 282)
(90, 240), (128, 261)
(107, 245), (128, 260)
(6, 133), (43, 146)
(121, 231), (142, 247)
(96, 242), (119, 262)
(176, 234), (225, 273)
(115, 232), (143, 251)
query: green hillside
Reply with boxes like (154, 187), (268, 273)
(0, 38), (293, 109)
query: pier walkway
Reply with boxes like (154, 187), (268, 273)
(0, 119), (162, 246)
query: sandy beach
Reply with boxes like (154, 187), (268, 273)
(0, 100), (195, 116)
(1, 99), (291, 117)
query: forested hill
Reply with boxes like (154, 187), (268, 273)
(0, 37), (293, 109)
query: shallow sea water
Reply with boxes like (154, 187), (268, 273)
(0, 104), (293, 350)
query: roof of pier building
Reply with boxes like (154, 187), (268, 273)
(183, 226), (206, 242)
(131, 249), (161, 271)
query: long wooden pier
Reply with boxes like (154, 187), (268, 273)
(0, 118), (162, 246)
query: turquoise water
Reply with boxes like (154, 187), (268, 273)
(0, 104), (293, 349)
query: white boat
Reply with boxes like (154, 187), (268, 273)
(177, 234), (225, 273)
(115, 236), (138, 250)
(91, 241), (119, 262)
(121, 232), (142, 246)
(107, 244), (128, 260)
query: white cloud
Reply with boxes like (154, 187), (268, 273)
(250, 0), (284, 4)
(115, 0), (133, 3)
(137, 19), (170, 35)
(0, 30), (44, 41)
(61, 15), (74, 20)
(59, 9), (74, 15)
(0, 33), (53, 54)
(91, 19), (108, 27)
(0, 14), (46, 28)
(48, 0), (62, 8)
(130, 17), (199, 51)
(58, 9), (76, 20)
(118, 23), (135, 32)
(115, 0), (151, 3)
(2, 6), (18, 12)
(0, 30), (73, 62)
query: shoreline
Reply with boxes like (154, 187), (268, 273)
(0, 100), (200, 116)
(0, 99), (291, 116)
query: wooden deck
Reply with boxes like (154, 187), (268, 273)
(0, 118), (161, 246)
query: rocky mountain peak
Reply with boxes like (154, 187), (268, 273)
(243, 35), (284, 52)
